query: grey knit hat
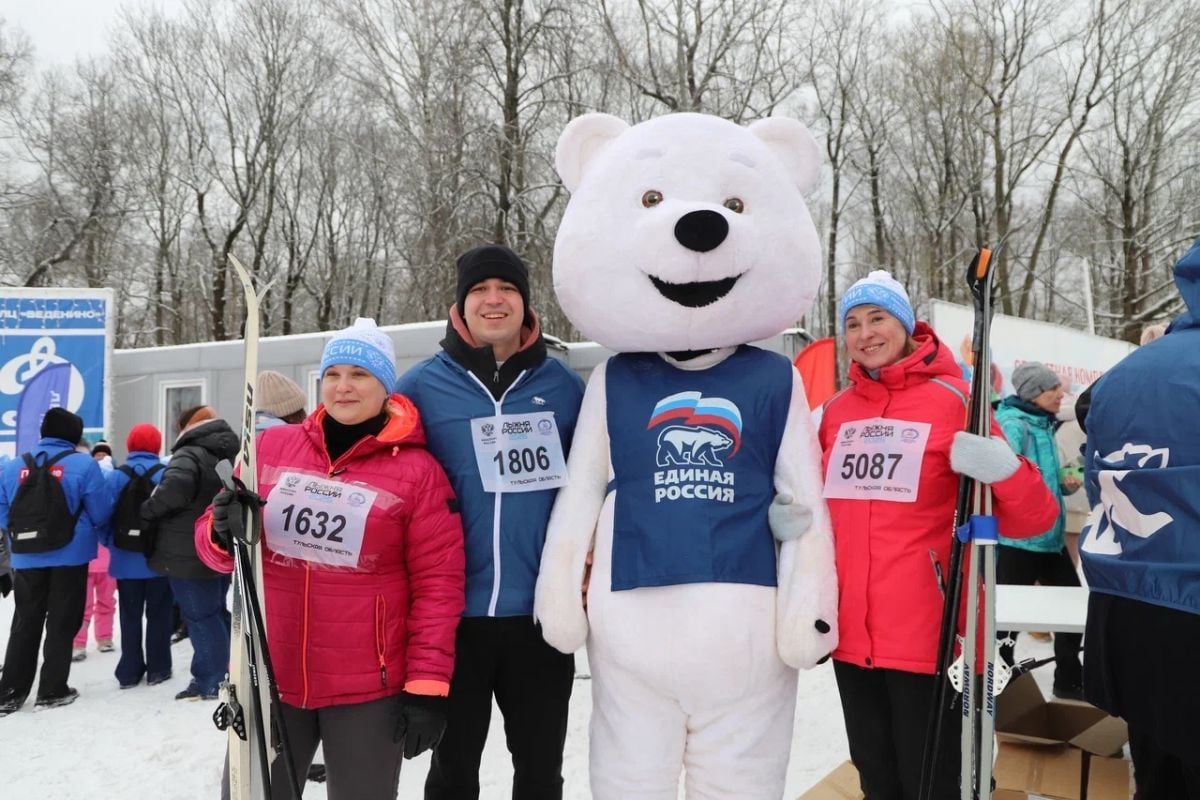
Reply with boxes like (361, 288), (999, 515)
(1012, 361), (1061, 402)
(257, 370), (306, 417)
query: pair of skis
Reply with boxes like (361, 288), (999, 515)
(212, 254), (302, 800)
(919, 249), (1000, 800)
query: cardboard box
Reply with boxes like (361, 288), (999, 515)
(995, 742), (1083, 799)
(796, 761), (863, 800)
(994, 673), (1131, 799)
(1085, 755), (1132, 800)
(996, 672), (1128, 758)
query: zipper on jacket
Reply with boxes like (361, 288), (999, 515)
(375, 595), (388, 688)
(466, 368), (528, 617)
(301, 563), (312, 708)
(326, 436), (373, 477)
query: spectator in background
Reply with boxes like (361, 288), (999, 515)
(994, 361), (1085, 700)
(106, 423), (173, 689)
(255, 370), (307, 432)
(140, 405), (238, 700)
(71, 542), (116, 661)
(92, 440), (115, 472)
(0, 408), (114, 714)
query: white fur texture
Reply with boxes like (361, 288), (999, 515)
(552, 112), (823, 353)
(950, 431), (1020, 484)
(537, 112), (835, 798)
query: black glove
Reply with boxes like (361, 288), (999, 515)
(211, 483), (265, 552)
(394, 692), (447, 759)
(0, 572), (12, 598)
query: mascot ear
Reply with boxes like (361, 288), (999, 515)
(748, 117), (822, 195)
(556, 113), (630, 193)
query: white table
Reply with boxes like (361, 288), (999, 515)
(995, 585), (1090, 634)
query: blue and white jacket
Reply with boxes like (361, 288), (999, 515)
(396, 313), (584, 617)
(1081, 238), (1200, 616)
(0, 436), (113, 569)
(102, 451), (167, 580)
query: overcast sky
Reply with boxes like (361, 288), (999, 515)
(6, 0), (187, 67)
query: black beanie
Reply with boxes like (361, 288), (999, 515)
(455, 245), (532, 322)
(41, 407), (84, 445)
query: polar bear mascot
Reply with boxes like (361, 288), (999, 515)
(533, 112), (838, 799)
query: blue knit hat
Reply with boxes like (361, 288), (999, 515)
(838, 270), (915, 334)
(320, 318), (397, 392)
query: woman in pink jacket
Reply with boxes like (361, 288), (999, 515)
(818, 272), (1059, 800)
(197, 319), (466, 800)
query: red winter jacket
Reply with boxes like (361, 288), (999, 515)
(818, 324), (1058, 675)
(196, 395), (465, 708)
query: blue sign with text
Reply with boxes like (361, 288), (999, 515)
(0, 293), (112, 457)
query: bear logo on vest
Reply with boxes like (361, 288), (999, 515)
(655, 426), (732, 467)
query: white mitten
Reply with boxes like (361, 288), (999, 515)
(950, 431), (1019, 484)
(768, 493), (813, 542)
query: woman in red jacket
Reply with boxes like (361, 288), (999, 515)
(818, 272), (1058, 800)
(198, 318), (465, 800)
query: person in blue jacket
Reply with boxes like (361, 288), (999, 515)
(1080, 238), (1200, 797)
(0, 408), (114, 714)
(397, 244), (584, 800)
(104, 423), (173, 689)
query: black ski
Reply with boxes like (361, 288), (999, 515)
(919, 248), (997, 800)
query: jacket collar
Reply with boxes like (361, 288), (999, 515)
(441, 306), (547, 399)
(305, 393), (426, 461)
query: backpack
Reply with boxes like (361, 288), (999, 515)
(7, 450), (83, 554)
(112, 463), (165, 553)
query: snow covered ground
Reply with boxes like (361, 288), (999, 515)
(0, 595), (1056, 799)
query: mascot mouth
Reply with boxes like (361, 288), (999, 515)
(648, 274), (741, 308)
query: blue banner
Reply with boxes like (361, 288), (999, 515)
(0, 291), (112, 457)
(15, 362), (71, 453)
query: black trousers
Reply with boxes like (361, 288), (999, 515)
(425, 615), (575, 800)
(996, 545), (1083, 687)
(220, 695), (404, 800)
(0, 564), (88, 702)
(834, 660), (961, 800)
(1130, 724), (1200, 799)
(115, 577), (174, 686)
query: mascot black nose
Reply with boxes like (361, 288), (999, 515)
(674, 210), (729, 253)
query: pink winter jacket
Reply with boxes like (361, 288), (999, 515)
(195, 395), (466, 708)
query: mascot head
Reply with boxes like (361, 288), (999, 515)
(553, 112), (823, 353)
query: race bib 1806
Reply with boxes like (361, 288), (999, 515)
(263, 472), (377, 568)
(823, 418), (932, 503)
(470, 411), (568, 493)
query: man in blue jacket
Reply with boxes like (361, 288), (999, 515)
(1080, 239), (1200, 797)
(0, 408), (113, 714)
(105, 423), (173, 689)
(397, 244), (584, 800)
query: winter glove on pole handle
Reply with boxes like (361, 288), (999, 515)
(213, 460), (266, 551)
(394, 692), (448, 758)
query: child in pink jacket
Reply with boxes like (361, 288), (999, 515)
(73, 543), (116, 659)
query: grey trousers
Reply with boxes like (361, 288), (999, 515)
(220, 694), (403, 800)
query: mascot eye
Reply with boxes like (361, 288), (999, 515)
(641, 190), (664, 208)
(723, 197), (745, 214)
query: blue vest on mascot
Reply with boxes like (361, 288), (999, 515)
(605, 346), (792, 591)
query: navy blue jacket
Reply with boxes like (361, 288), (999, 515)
(1081, 238), (1200, 615)
(397, 326), (583, 617)
(102, 451), (167, 580)
(0, 437), (113, 569)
